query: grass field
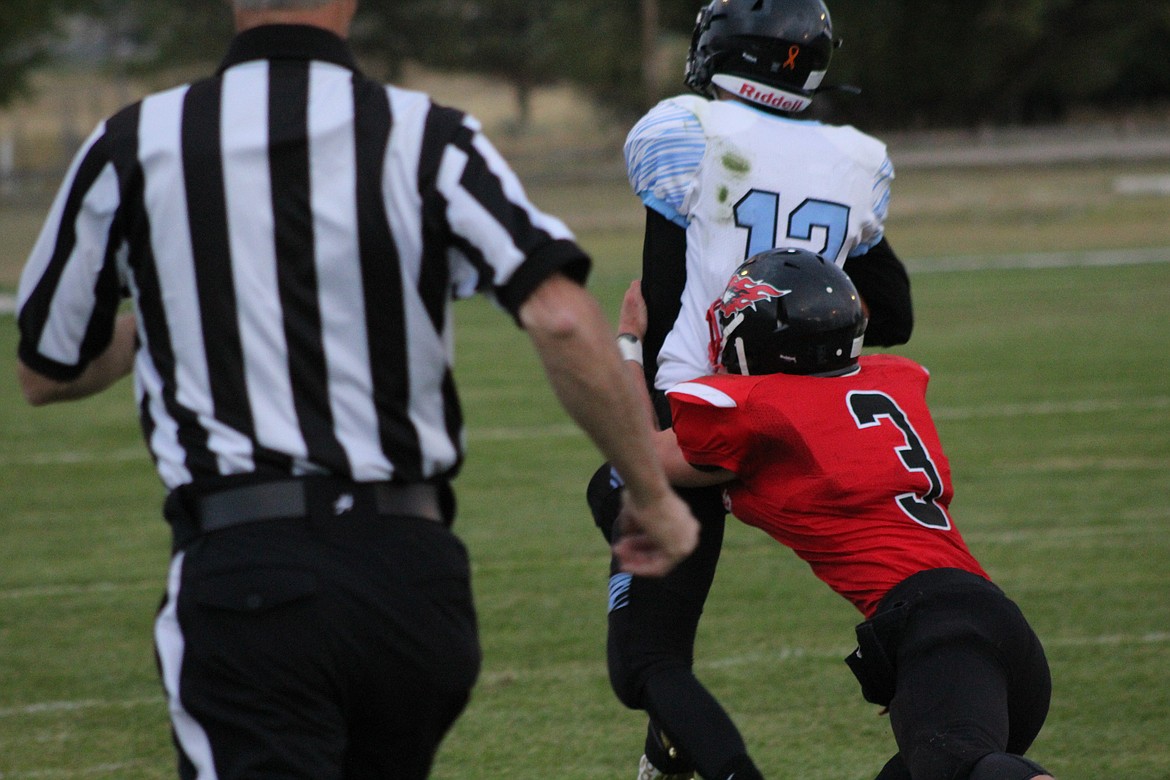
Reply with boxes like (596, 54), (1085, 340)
(1, 152), (1169, 779)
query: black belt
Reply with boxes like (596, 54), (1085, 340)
(196, 478), (443, 533)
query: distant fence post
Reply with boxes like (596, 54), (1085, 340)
(0, 130), (15, 196)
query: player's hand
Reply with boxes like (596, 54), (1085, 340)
(617, 280), (648, 340)
(611, 489), (699, 577)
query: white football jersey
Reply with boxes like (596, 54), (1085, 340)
(625, 95), (893, 390)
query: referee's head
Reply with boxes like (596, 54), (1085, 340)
(232, 0), (356, 36)
(233, 0), (337, 8)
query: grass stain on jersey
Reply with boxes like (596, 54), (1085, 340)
(722, 152), (750, 174)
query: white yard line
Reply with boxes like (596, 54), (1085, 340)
(0, 697), (159, 720)
(696, 631), (1170, 672)
(2, 631), (1164, 724)
(0, 580), (159, 601)
(932, 396), (1170, 421)
(906, 246), (1170, 273)
(1, 246), (1168, 318)
(5, 397), (1165, 468)
(681, 631), (1170, 673)
(6, 502), (1162, 602)
(0, 764), (147, 779)
(0, 430), (596, 467)
(969, 523), (1167, 545)
(467, 423), (582, 442)
(0, 446), (147, 466)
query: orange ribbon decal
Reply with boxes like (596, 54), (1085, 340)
(782, 45), (800, 70)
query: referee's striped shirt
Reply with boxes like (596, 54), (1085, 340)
(17, 25), (590, 490)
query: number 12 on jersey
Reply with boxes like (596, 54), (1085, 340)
(734, 189), (851, 262)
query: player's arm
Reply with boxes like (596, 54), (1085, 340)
(639, 209), (687, 377)
(521, 273), (699, 575)
(632, 207), (690, 428)
(18, 312), (137, 406)
(626, 98), (703, 421)
(842, 238), (913, 346)
(653, 428), (735, 488)
(618, 280), (734, 488)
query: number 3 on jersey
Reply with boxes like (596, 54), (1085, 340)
(734, 189), (850, 262)
(847, 391), (952, 530)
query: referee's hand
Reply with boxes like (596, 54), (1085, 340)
(611, 490), (699, 577)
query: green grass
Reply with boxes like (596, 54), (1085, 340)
(2, 159), (1169, 778)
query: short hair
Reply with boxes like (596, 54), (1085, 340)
(233, 0), (334, 10)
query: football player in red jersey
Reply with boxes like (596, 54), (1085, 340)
(610, 248), (1055, 780)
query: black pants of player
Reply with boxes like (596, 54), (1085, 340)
(590, 465), (761, 780)
(847, 568), (1052, 780)
(155, 480), (480, 779)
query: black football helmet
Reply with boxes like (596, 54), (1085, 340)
(684, 0), (838, 113)
(707, 248), (866, 376)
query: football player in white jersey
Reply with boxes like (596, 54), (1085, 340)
(587, 2), (915, 778)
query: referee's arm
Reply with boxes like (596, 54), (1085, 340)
(520, 273), (699, 575)
(17, 120), (134, 408)
(19, 312), (136, 406)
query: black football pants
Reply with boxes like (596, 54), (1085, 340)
(603, 482), (759, 779)
(155, 505), (480, 779)
(853, 568), (1052, 780)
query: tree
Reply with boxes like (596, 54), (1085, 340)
(13, 0), (1169, 131)
(544, 2), (649, 121)
(641, 0), (661, 103)
(357, 0), (558, 130)
(1, 0), (82, 107)
(77, 0), (232, 72)
(822, 1), (1049, 127)
(823, 0), (1170, 128)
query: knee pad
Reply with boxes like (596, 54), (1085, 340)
(607, 652), (686, 710)
(606, 675), (643, 712)
(606, 626), (651, 709)
(969, 752), (1051, 780)
(607, 643), (698, 712)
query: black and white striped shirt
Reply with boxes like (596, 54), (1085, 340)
(17, 25), (589, 490)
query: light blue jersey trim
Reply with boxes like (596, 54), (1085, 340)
(639, 192), (687, 228)
(873, 156), (894, 221)
(608, 573), (633, 613)
(624, 100), (706, 226)
(850, 155), (894, 256)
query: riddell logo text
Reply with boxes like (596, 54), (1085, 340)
(738, 84), (804, 111)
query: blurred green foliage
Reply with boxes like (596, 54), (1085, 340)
(4, 1), (1170, 127)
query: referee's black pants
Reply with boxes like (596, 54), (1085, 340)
(155, 483), (480, 779)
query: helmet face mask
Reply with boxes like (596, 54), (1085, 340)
(685, 0), (837, 113)
(706, 248), (867, 377)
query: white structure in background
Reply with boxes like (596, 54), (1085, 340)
(0, 132), (14, 195)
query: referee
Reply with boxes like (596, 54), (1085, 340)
(15, 1), (698, 777)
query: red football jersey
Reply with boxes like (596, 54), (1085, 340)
(667, 354), (988, 617)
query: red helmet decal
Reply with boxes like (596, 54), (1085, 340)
(713, 273), (789, 321)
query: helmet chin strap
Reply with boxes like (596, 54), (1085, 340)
(734, 338), (751, 375)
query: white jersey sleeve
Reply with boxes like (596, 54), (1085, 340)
(623, 98), (707, 228)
